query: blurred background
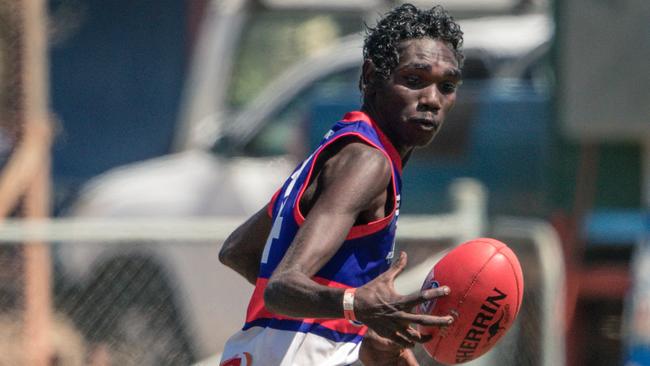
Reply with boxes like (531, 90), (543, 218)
(0, 0), (648, 365)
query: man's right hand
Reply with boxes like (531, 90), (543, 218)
(354, 251), (453, 348)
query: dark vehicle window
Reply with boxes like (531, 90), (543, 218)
(242, 67), (361, 157)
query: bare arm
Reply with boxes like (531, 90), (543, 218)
(218, 206), (272, 285)
(263, 142), (453, 347)
(265, 142), (386, 318)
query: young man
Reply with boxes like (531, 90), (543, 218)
(219, 4), (464, 365)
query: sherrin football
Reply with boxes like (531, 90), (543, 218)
(417, 238), (524, 365)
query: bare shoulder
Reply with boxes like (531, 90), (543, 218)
(319, 140), (392, 202)
(336, 141), (391, 166)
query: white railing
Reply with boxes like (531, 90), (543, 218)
(0, 178), (487, 244)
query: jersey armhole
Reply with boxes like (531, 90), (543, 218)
(267, 188), (282, 218)
(292, 132), (398, 240)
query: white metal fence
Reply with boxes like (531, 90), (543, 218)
(0, 179), (565, 366)
(0, 179), (487, 244)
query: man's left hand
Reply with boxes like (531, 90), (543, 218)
(359, 329), (421, 366)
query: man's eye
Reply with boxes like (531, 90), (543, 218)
(404, 75), (420, 86)
(440, 82), (457, 94)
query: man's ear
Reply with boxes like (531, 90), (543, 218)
(361, 59), (378, 95)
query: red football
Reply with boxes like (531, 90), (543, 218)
(417, 238), (524, 365)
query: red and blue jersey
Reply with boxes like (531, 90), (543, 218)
(221, 111), (403, 365)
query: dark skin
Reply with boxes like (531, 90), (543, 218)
(363, 38), (461, 154)
(219, 37), (461, 365)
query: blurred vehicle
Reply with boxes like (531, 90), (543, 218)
(55, 1), (552, 362)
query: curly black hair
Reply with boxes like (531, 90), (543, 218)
(362, 3), (464, 83)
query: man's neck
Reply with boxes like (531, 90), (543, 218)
(360, 104), (413, 164)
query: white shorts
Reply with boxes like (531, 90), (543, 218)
(220, 326), (361, 366)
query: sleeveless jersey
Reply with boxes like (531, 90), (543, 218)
(220, 111), (403, 366)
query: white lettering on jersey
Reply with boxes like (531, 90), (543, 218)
(261, 202), (284, 264)
(261, 154), (314, 264)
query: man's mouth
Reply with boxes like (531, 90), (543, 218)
(410, 118), (438, 131)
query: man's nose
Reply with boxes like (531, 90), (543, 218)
(418, 85), (442, 112)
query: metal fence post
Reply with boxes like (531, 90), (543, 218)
(449, 178), (488, 244)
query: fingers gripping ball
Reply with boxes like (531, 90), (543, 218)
(417, 238), (524, 365)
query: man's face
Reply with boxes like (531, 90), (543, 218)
(369, 38), (461, 151)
